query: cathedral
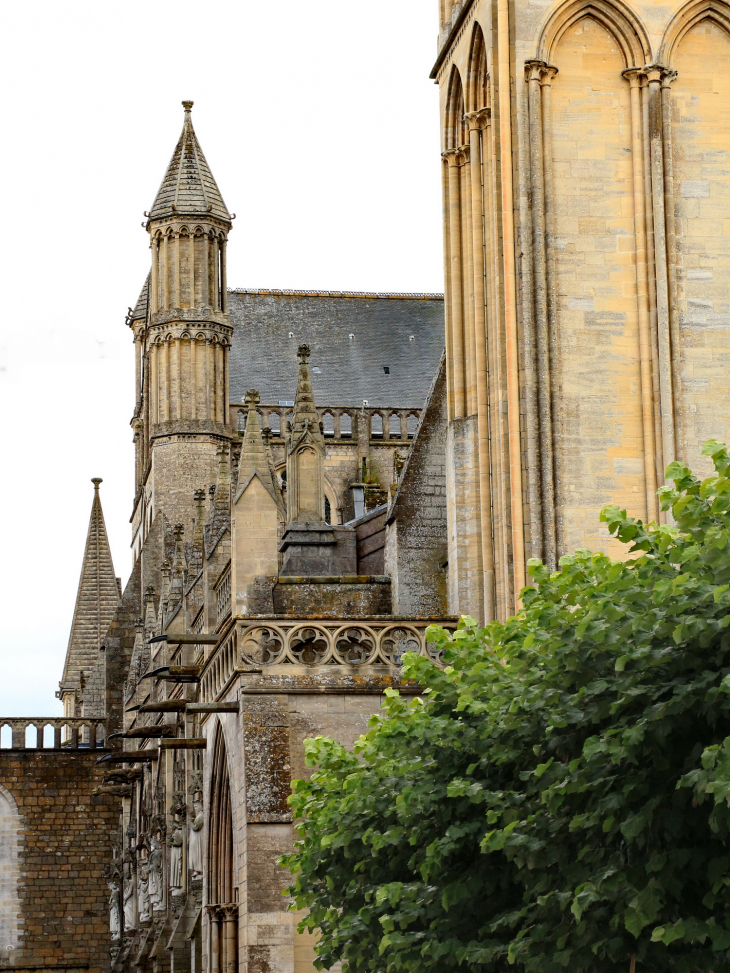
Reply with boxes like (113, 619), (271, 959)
(1, 1), (729, 971)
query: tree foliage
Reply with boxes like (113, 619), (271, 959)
(283, 442), (730, 973)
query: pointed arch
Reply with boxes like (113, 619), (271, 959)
(208, 724), (233, 905)
(537, 0), (651, 66)
(660, 0), (730, 65)
(445, 65), (467, 150)
(207, 724), (238, 973)
(466, 22), (489, 112)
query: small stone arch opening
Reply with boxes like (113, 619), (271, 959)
(445, 66), (467, 150)
(267, 411), (281, 436)
(467, 22), (489, 112)
(321, 412), (335, 438)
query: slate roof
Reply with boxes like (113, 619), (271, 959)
(61, 480), (120, 694)
(149, 102), (230, 222)
(228, 289), (445, 410)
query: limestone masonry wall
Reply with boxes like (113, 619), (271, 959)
(0, 751), (117, 973)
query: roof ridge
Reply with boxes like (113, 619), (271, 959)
(228, 288), (444, 300)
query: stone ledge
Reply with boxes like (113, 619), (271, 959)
(276, 575), (390, 585)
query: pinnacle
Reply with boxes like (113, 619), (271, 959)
(149, 103), (230, 223)
(234, 390), (280, 506)
(60, 480), (121, 702)
(289, 345), (324, 449)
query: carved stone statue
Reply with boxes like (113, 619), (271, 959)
(122, 859), (135, 931)
(169, 820), (183, 893)
(108, 882), (121, 941)
(148, 835), (163, 911)
(137, 861), (150, 923)
(188, 799), (204, 879)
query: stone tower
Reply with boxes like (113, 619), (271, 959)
(433, 0), (730, 623)
(144, 100), (233, 528)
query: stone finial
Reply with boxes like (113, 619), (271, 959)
(92, 477), (103, 491)
(244, 389), (260, 407)
(182, 100), (194, 113)
(297, 344), (311, 363)
(193, 489), (205, 503)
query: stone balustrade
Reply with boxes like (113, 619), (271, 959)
(0, 717), (106, 750)
(199, 617), (455, 703)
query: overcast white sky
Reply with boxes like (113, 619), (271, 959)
(0, 1), (443, 716)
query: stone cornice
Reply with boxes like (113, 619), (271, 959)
(149, 307), (231, 330)
(147, 325), (233, 344)
(430, 0), (476, 81)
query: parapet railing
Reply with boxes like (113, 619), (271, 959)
(198, 617), (456, 703)
(215, 562), (232, 627)
(0, 717), (106, 750)
(229, 404), (421, 443)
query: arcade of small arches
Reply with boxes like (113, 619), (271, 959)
(149, 222), (229, 315)
(441, 0), (730, 132)
(235, 404), (421, 443)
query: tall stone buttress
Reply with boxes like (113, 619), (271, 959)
(144, 100), (233, 529)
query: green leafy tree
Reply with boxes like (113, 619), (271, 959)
(283, 442), (730, 973)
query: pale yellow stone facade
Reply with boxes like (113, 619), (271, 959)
(436, 0), (730, 621)
(3, 6), (729, 973)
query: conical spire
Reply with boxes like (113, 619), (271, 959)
(288, 345), (325, 452)
(209, 442), (232, 537)
(143, 585), (158, 641)
(169, 524), (186, 607)
(188, 489), (206, 577)
(149, 102), (230, 222)
(234, 391), (282, 509)
(60, 479), (121, 707)
(129, 273), (150, 325)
